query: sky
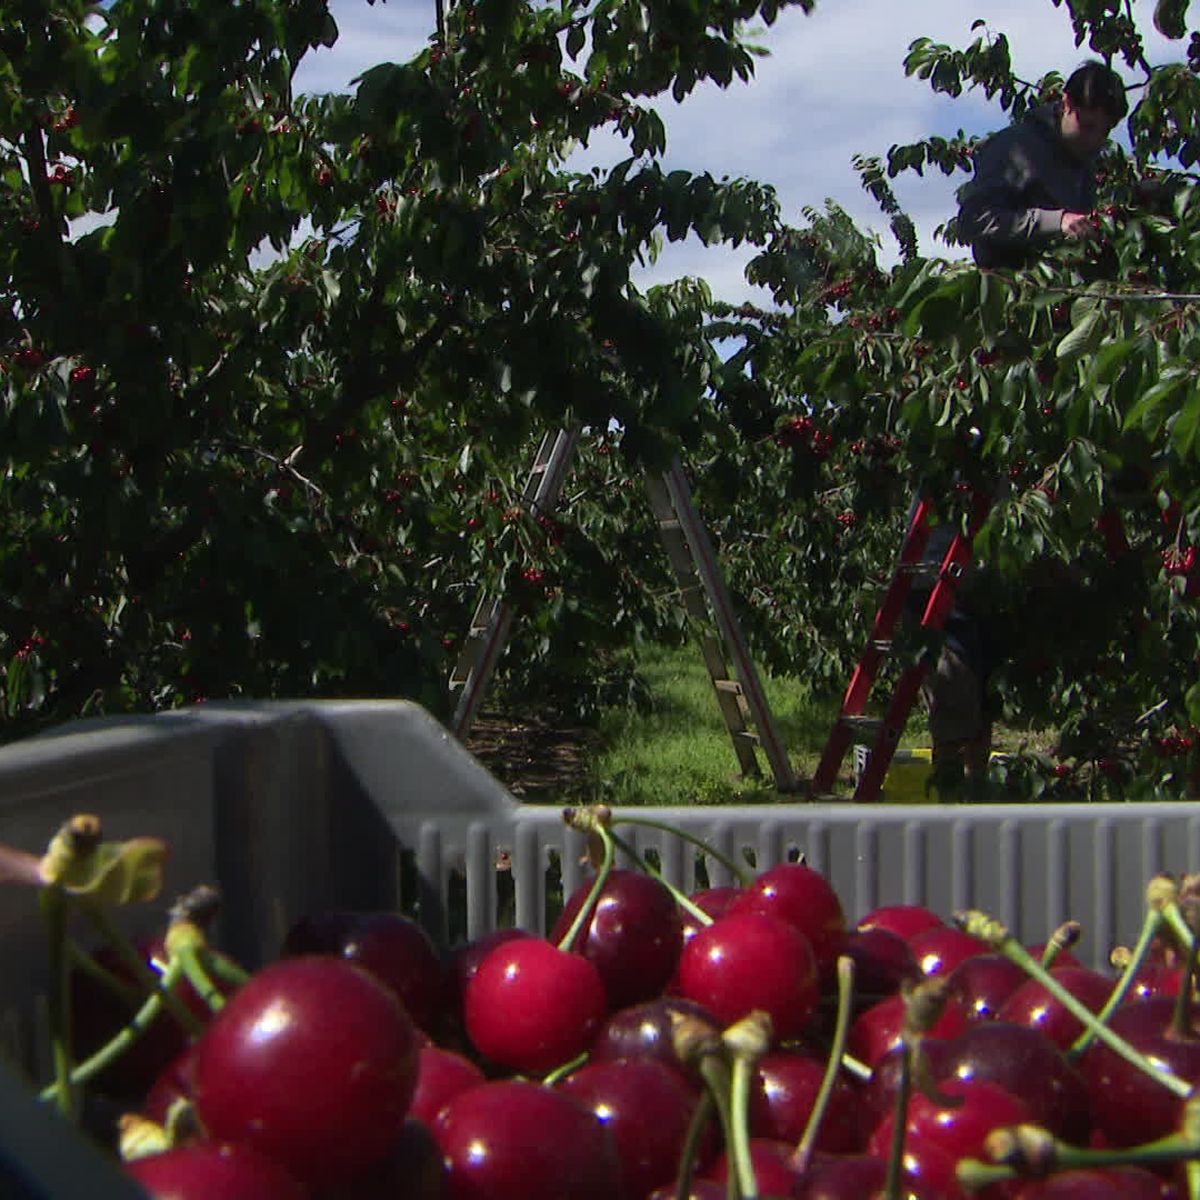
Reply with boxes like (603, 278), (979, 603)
(290, 0), (1184, 305)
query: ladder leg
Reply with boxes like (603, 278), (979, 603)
(655, 460), (800, 793)
(448, 427), (582, 739)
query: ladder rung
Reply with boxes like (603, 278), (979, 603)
(839, 715), (883, 735)
(897, 562), (939, 578)
(733, 730), (761, 745)
(869, 639), (893, 653)
(713, 679), (743, 694)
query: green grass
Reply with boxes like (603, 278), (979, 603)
(583, 641), (1052, 806)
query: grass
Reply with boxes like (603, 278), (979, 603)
(582, 641), (1054, 807)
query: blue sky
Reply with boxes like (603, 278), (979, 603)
(291, 0), (1183, 304)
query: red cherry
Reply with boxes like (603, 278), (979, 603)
(675, 912), (819, 1040)
(706, 1138), (801, 1197)
(908, 925), (990, 977)
(847, 991), (969, 1068)
(434, 1080), (621, 1200)
(464, 936), (607, 1074)
(868, 1075), (1032, 1164)
(749, 1049), (859, 1152)
(560, 1058), (708, 1200)
(857, 904), (945, 942)
(681, 886), (742, 946)
(283, 910), (447, 1035)
(589, 995), (717, 1088)
(996, 966), (1112, 1050)
(727, 862), (847, 979)
(192, 957), (419, 1189)
(842, 926), (921, 999)
(125, 1143), (306, 1199)
(550, 868), (684, 1009)
(944, 952), (1029, 1021)
(940, 1022), (1091, 1145)
(1013, 1166), (1179, 1198)
(409, 1045), (486, 1125)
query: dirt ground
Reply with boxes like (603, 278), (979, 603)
(465, 712), (597, 802)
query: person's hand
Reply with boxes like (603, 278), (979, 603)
(1061, 210), (1099, 239)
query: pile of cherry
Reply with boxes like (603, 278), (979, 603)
(61, 808), (1200, 1199)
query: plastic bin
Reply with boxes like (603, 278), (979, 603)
(0, 699), (1195, 1193)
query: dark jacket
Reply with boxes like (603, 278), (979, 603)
(957, 103), (1098, 270)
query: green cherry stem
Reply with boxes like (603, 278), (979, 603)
(202, 949), (250, 988)
(175, 947), (227, 1014)
(607, 815), (755, 888)
(696, 1056), (740, 1200)
(672, 1088), (716, 1200)
(39, 958), (186, 1098)
(555, 819), (616, 952)
(1069, 904), (1163, 1059)
(80, 902), (203, 1038)
(956, 909), (1192, 1099)
(40, 886), (75, 1121)
(724, 1012), (773, 1200)
(792, 955), (855, 1176)
(541, 1051), (588, 1086)
(883, 1038), (914, 1200)
(840, 1051), (872, 1081)
(607, 831), (713, 927)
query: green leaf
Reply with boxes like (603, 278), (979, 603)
(1124, 374), (1188, 435)
(566, 24), (585, 58)
(1170, 381), (1200, 456)
(1055, 311), (1103, 362)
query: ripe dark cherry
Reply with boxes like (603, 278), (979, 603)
(560, 1058), (708, 1200)
(464, 936), (607, 1074)
(842, 925), (921, 999)
(847, 990), (969, 1067)
(858, 1037), (953, 1144)
(1081, 995), (1200, 1147)
(409, 1045), (486, 1125)
(706, 1137), (801, 1197)
(939, 1022), (1092, 1145)
(908, 925), (990, 977)
(648, 1183), (726, 1200)
(728, 862), (847, 978)
(1013, 1166), (1180, 1198)
(434, 1079), (621, 1200)
(589, 995), (717, 1088)
(282, 909), (447, 1035)
(867, 1075), (1032, 1165)
(125, 1142), (307, 1200)
(192, 956), (419, 1189)
(330, 1119), (447, 1200)
(749, 1049), (858, 1151)
(550, 867), (683, 1009)
(856, 903), (945, 942)
(675, 912), (819, 1040)
(944, 952), (1029, 1021)
(996, 965), (1112, 1050)
(795, 1150), (956, 1200)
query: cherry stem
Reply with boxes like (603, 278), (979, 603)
(883, 1039), (914, 1200)
(40, 886), (75, 1122)
(555, 822), (616, 953)
(1159, 899), (1200, 1039)
(608, 815), (755, 888)
(957, 1126), (1200, 1190)
(67, 938), (142, 1008)
(79, 902), (203, 1037)
(696, 1057), (739, 1200)
(728, 1053), (760, 1200)
(541, 1050), (588, 1085)
(957, 909), (1193, 1099)
(1069, 905), (1163, 1058)
(39, 958), (185, 1098)
(176, 947), (227, 1013)
(202, 949), (250, 987)
(606, 831), (713, 927)
(672, 1088), (715, 1200)
(792, 955), (855, 1175)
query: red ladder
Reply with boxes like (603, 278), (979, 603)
(811, 488), (993, 802)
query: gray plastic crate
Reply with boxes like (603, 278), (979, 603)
(0, 698), (1193, 1192)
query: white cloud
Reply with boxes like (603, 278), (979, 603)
(294, 0), (1188, 303)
